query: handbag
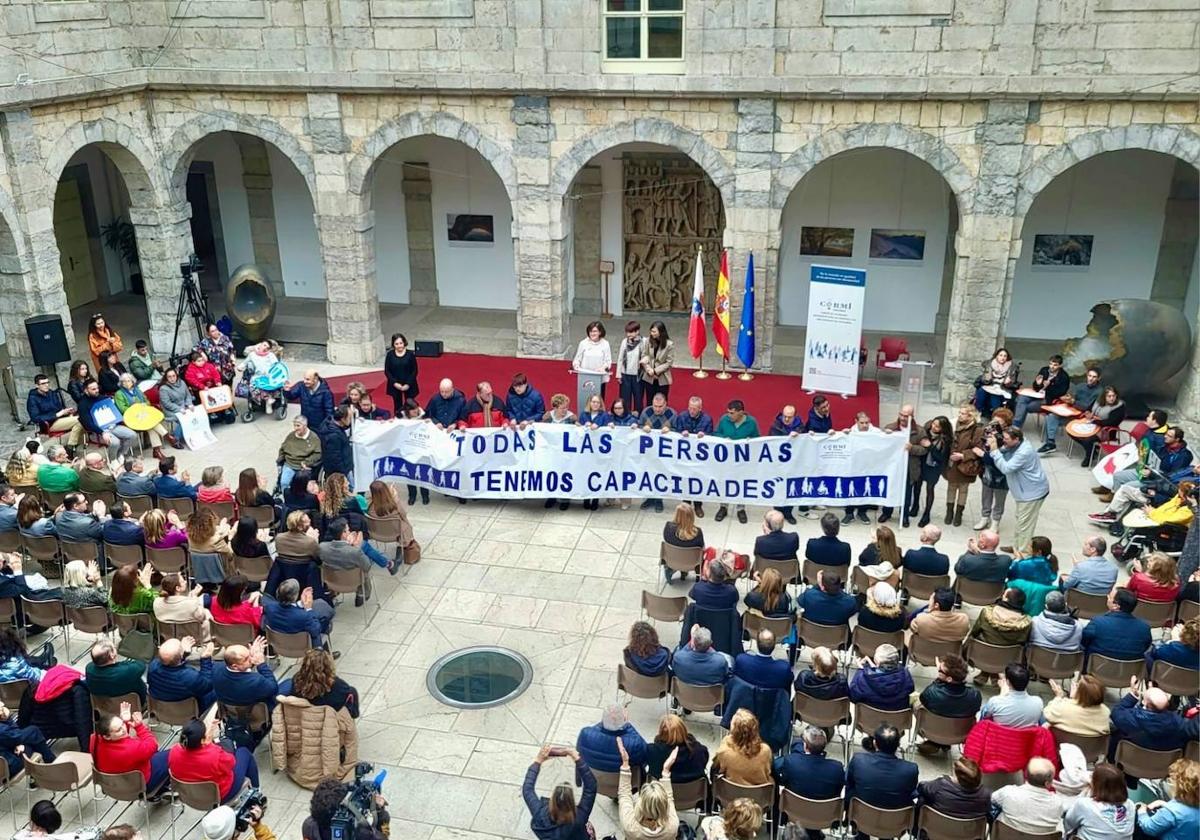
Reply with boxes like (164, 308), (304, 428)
(117, 627), (156, 662)
(403, 539), (422, 565)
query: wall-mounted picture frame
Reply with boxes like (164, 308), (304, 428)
(1032, 233), (1093, 267)
(447, 213), (495, 245)
(800, 226), (854, 258)
(869, 228), (926, 261)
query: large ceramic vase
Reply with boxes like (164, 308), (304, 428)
(1061, 299), (1192, 397)
(225, 263), (277, 343)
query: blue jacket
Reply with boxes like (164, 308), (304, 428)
(263, 600), (325, 648)
(733, 652), (793, 690)
(1158, 446), (1194, 479)
(424, 390), (466, 427)
(505, 386), (546, 423)
(670, 645), (730, 686)
(523, 760), (596, 840)
(992, 441), (1050, 502)
(153, 474), (197, 500)
(806, 535), (851, 568)
(774, 749), (845, 799)
(679, 603), (743, 660)
(576, 721), (645, 773)
(755, 531), (799, 561)
(806, 409), (833, 434)
(624, 646), (669, 677)
(1109, 693), (1192, 756)
(799, 587), (858, 626)
(672, 411), (714, 435)
(26, 389), (67, 427)
(101, 518), (144, 546)
(846, 751), (918, 808)
(689, 581), (739, 610)
(1082, 610), (1153, 661)
(902, 546), (950, 576)
(770, 412), (806, 436)
(1148, 640), (1200, 671)
(213, 661), (278, 709)
(316, 418), (352, 477)
(578, 411), (610, 426)
(721, 675), (792, 752)
(148, 656), (216, 710)
(116, 472), (157, 500)
(954, 550), (1012, 583)
(0, 504), (16, 534)
(285, 380), (334, 429)
(849, 665), (914, 711)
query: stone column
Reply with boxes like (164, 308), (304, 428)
(1149, 159), (1199, 311)
(128, 201), (199, 356)
(400, 162), (438, 307)
(940, 101), (1027, 403)
(512, 95), (567, 357)
(569, 165), (602, 315)
(234, 135), (284, 298)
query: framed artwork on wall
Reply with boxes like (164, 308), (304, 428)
(447, 213), (495, 245)
(869, 228), (926, 261)
(1032, 233), (1093, 268)
(800, 226), (854, 258)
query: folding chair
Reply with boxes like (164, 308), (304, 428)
(197, 500), (235, 522)
(900, 570), (950, 602)
(797, 618), (850, 656)
(907, 634), (963, 668)
(157, 619), (206, 644)
(712, 776), (775, 826)
(66, 604), (114, 662)
(321, 564), (378, 627)
(93, 769), (151, 833)
(670, 677), (723, 716)
(991, 823), (1066, 840)
(852, 703), (913, 751)
(145, 545), (188, 578)
(914, 707), (974, 757)
(264, 625), (312, 675)
(617, 664), (669, 704)
(751, 556), (801, 588)
(20, 596), (66, 647)
(91, 691), (144, 724)
(1049, 726), (1109, 764)
(1133, 598), (1177, 634)
(22, 752), (93, 824)
(848, 798), (914, 840)
(116, 495), (154, 517)
(0, 680), (29, 709)
(917, 805), (988, 840)
(242, 505), (277, 530)
(232, 553), (271, 583)
(780, 790), (845, 838)
(641, 590), (687, 623)
(1113, 740), (1183, 780)
(59, 539), (99, 566)
(1065, 589), (1109, 620)
(1150, 659), (1199, 696)
(1026, 645), (1083, 681)
(954, 577), (1005, 607)
(659, 543), (702, 591)
(168, 773), (222, 840)
(211, 619), (255, 649)
(159, 497), (196, 521)
(851, 625), (905, 661)
(363, 514), (408, 578)
(21, 534), (61, 578)
(964, 638), (1024, 678)
(1087, 653), (1144, 690)
(0, 531), (21, 555)
(148, 695), (200, 732)
(102, 542), (144, 568)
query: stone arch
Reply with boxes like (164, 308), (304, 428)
(773, 123), (976, 222)
(549, 117), (737, 211)
(163, 111), (318, 199)
(1016, 125), (1200, 220)
(349, 111), (518, 207)
(42, 118), (165, 207)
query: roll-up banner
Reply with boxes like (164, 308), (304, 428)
(801, 264), (867, 396)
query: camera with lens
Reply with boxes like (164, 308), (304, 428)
(330, 762), (388, 840)
(180, 254), (204, 278)
(235, 788), (268, 834)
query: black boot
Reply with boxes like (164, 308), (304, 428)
(943, 503), (954, 525)
(953, 505), (964, 527)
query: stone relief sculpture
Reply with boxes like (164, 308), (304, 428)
(623, 155), (725, 312)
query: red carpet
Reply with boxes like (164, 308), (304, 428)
(327, 353), (881, 427)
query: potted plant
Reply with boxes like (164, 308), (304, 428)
(100, 216), (143, 294)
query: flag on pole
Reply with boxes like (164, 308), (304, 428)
(736, 252), (756, 369)
(687, 247), (707, 359)
(712, 249), (731, 357)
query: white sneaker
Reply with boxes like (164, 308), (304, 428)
(973, 517), (991, 531)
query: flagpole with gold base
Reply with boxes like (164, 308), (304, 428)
(715, 357), (732, 380)
(692, 357), (709, 379)
(738, 367), (754, 381)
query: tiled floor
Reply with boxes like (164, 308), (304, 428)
(1, 377), (1144, 840)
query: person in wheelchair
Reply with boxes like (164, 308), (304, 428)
(238, 341), (289, 423)
(1102, 482), (1194, 564)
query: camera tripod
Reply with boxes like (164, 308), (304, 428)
(170, 256), (212, 365)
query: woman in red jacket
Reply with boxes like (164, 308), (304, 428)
(168, 717), (259, 803)
(90, 702), (170, 796)
(184, 350), (236, 424)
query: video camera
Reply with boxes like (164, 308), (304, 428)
(234, 788), (268, 835)
(330, 762), (388, 840)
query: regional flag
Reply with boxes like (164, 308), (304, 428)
(736, 252), (756, 369)
(687, 247), (707, 359)
(712, 249), (731, 357)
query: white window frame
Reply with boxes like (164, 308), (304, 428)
(601, 0), (686, 74)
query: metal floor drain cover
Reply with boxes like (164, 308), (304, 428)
(426, 646), (533, 709)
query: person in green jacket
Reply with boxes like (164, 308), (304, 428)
(714, 399), (760, 524)
(36, 444), (79, 494)
(128, 340), (161, 384)
(85, 639), (147, 702)
(113, 373), (173, 458)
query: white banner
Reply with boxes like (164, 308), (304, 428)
(1091, 442), (1139, 489)
(352, 420), (908, 506)
(801, 264), (866, 396)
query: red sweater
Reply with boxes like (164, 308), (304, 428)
(185, 362), (222, 391)
(90, 722), (158, 781)
(1127, 573), (1182, 603)
(210, 599), (263, 632)
(168, 742), (235, 799)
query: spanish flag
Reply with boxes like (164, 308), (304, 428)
(712, 248), (731, 358)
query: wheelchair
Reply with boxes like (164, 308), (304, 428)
(238, 360), (289, 423)
(1109, 516), (1188, 563)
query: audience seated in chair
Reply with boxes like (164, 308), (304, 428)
(755, 510), (799, 560)
(153, 572), (212, 644)
(1043, 674), (1110, 737)
(1133, 758), (1199, 840)
(60, 559), (107, 609)
(907, 586), (970, 645)
(671, 624), (732, 686)
(794, 646), (848, 701)
(115, 457), (156, 500)
(1059, 536), (1117, 595)
(1029, 590), (1084, 652)
(90, 704), (169, 798)
(744, 567), (794, 617)
(954, 529), (1012, 583)
(849, 643), (913, 712)
(902, 525), (949, 576)
(624, 620), (669, 677)
(280, 649), (360, 719)
(576, 703), (646, 773)
(210, 574), (264, 634)
(798, 570), (858, 627)
(147, 636), (216, 713)
(773, 724), (844, 832)
(805, 513), (851, 569)
(213, 636), (279, 719)
(522, 746), (596, 840)
(142, 508), (187, 550)
(101, 502), (144, 547)
(733, 629), (793, 691)
(979, 663), (1044, 728)
(969, 588), (1032, 684)
(845, 723), (919, 840)
(991, 757), (1064, 834)
(689, 558), (739, 610)
(856, 582), (904, 633)
(264, 579), (334, 651)
(168, 717), (259, 805)
(1063, 761), (1135, 840)
(0, 701), (53, 777)
(712, 708), (772, 785)
(914, 653), (982, 757)
(917, 756), (991, 821)
(85, 639), (147, 704)
(1107, 679), (1192, 762)
(152, 456), (197, 501)
(1082, 588), (1153, 664)
(645, 713), (708, 783)
(1148, 616), (1200, 671)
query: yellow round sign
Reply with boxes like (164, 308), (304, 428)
(123, 402), (164, 432)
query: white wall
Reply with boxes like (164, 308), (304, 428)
(192, 134), (254, 278)
(1009, 150), (1176, 338)
(372, 137), (516, 310)
(267, 145), (324, 297)
(777, 148), (952, 332)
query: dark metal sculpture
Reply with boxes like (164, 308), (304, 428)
(1062, 299), (1192, 397)
(224, 263), (277, 343)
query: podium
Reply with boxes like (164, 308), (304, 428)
(896, 360), (935, 416)
(571, 370), (605, 412)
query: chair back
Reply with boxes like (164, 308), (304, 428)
(659, 543), (702, 576)
(798, 618), (849, 651)
(954, 577), (1005, 607)
(917, 805), (988, 840)
(1133, 598), (1177, 628)
(1178, 599), (1200, 624)
(641, 590), (687, 622)
(0, 597), (17, 628)
(853, 703), (913, 738)
(160, 496), (196, 520)
(67, 604), (113, 635)
(158, 619), (205, 643)
(1065, 589), (1109, 619)
(364, 513), (404, 544)
(879, 337), (909, 362)
(117, 495), (154, 517)
(212, 619), (256, 648)
(145, 545), (188, 576)
(779, 790), (844, 832)
(20, 596), (65, 629)
(802, 559), (845, 586)
(915, 707), (973, 750)
(1087, 653), (1145, 689)
(219, 701), (271, 734)
(233, 553), (271, 583)
(0, 531), (20, 554)
(148, 695), (200, 728)
(41, 490), (68, 510)
(103, 542), (144, 567)
(0, 679), (29, 708)
(242, 505), (277, 530)
(170, 772), (221, 811)
(851, 625), (905, 660)
(22, 534), (60, 563)
(964, 638), (1024, 675)
(671, 776), (708, 813)
(189, 551), (226, 586)
(588, 768), (629, 799)
(23, 753), (91, 793)
(265, 625), (313, 659)
(84, 490), (117, 509)
(752, 556), (800, 586)
(94, 768), (147, 803)
(1114, 740), (1183, 780)
(321, 564), (365, 596)
(617, 664), (668, 700)
(1049, 726), (1109, 764)
(1026, 645), (1083, 680)
(712, 776), (775, 813)
(991, 822), (1066, 840)
(848, 798), (914, 839)
(1187, 740), (1199, 763)
(908, 634), (963, 667)
(197, 500), (236, 522)
(793, 693), (850, 729)
(59, 539), (98, 564)
(742, 610), (795, 642)
(112, 612), (151, 636)
(900, 570), (950, 602)
(851, 565), (871, 595)
(91, 691), (143, 721)
(1150, 660), (1199, 696)
(670, 678), (723, 714)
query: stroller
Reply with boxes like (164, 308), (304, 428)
(237, 341), (289, 423)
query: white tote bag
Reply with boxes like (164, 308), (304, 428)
(178, 406), (217, 451)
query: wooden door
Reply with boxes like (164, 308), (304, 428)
(53, 178), (98, 308)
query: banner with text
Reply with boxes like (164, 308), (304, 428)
(801, 264), (866, 396)
(352, 420), (907, 506)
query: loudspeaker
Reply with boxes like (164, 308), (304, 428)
(414, 340), (443, 358)
(24, 315), (71, 367)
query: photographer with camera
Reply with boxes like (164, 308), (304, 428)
(302, 774), (390, 840)
(200, 799), (275, 840)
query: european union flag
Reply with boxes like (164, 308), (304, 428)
(736, 252), (755, 368)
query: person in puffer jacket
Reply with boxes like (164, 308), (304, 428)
(506, 374), (546, 424)
(1028, 590), (1083, 653)
(576, 704), (647, 772)
(848, 643), (913, 711)
(969, 588), (1033, 684)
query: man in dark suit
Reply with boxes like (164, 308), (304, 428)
(733, 630), (793, 690)
(805, 513), (851, 571)
(212, 636), (278, 711)
(845, 724), (918, 840)
(101, 501), (145, 546)
(147, 636), (216, 713)
(953, 529), (1012, 583)
(754, 510), (800, 560)
(152, 456), (197, 501)
(774, 725), (845, 839)
(901, 524), (950, 576)
(1107, 681), (1192, 761)
(1082, 588), (1153, 663)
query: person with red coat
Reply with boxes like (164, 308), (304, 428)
(184, 350), (236, 424)
(90, 702), (169, 796)
(459, 381), (507, 429)
(168, 717), (259, 804)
